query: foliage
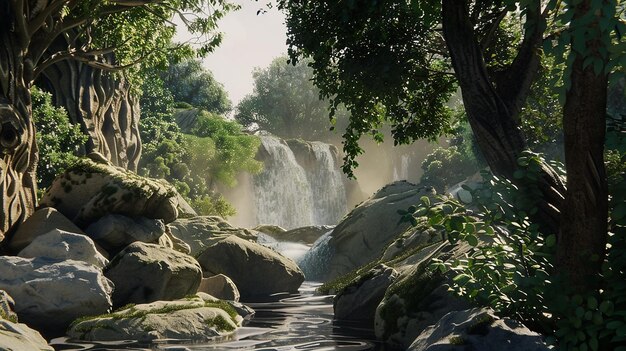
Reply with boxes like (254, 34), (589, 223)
(31, 87), (88, 194)
(235, 57), (348, 141)
(420, 146), (479, 192)
(138, 71), (261, 218)
(277, 0), (457, 176)
(400, 148), (626, 350)
(161, 60), (232, 114)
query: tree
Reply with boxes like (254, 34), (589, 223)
(278, 0), (625, 292)
(0, 0), (235, 237)
(161, 59), (232, 114)
(235, 57), (348, 140)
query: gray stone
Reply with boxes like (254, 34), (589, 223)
(0, 256), (113, 334)
(197, 235), (304, 298)
(0, 319), (54, 350)
(334, 264), (398, 321)
(253, 224), (287, 236)
(8, 207), (84, 253)
(18, 229), (108, 268)
(85, 214), (165, 253)
(68, 293), (244, 342)
(408, 308), (549, 351)
(169, 216), (257, 256)
(305, 181), (436, 281)
(198, 274), (240, 302)
(105, 242), (202, 308)
(271, 225), (334, 245)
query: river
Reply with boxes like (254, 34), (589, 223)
(51, 282), (394, 351)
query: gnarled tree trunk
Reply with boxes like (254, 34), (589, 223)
(37, 47), (142, 171)
(441, 0), (565, 234)
(0, 9), (38, 240)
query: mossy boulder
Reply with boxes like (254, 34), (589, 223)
(68, 293), (248, 342)
(104, 242), (202, 308)
(40, 155), (179, 227)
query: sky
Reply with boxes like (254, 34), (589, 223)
(176, 1), (288, 107)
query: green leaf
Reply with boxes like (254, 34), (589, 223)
(587, 296), (598, 310)
(466, 234), (478, 247)
(545, 234), (557, 247)
(420, 196), (431, 207)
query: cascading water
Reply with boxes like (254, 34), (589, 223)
(251, 135), (348, 229)
(392, 154), (410, 181)
(297, 229), (334, 281)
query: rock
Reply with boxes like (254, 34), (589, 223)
(0, 257), (113, 335)
(197, 235), (304, 298)
(253, 224), (287, 236)
(175, 192), (198, 218)
(270, 225), (335, 245)
(105, 242), (202, 308)
(39, 158), (179, 227)
(375, 242), (472, 348)
(68, 293), (246, 342)
(0, 290), (53, 350)
(334, 264), (399, 321)
(85, 214), (165, 254)
(18, 229), (108, 268)
(305, 181), (437, 281)
(0, 319), (54, 350)
(8, 207), (84, 253)
(198, 274), (240, 302)
(408, 308), (549, 351)
(169, 216), (257, 256)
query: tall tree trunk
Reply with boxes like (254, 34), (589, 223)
(0, 10), (38, 240)
(441, 0), (565, 234)
(37, 42), (142, 171)
(557, 0), (609, 292)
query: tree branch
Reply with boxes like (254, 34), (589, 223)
(11, 0), (29, 46)
(28, 0), (71, 37)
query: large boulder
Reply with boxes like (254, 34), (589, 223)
(8, 207), (84, 253)
(334, 264), (399, 321)
(68, 293), (247, 342)
(0, 257), (113, 335)
(40, 156), (179, 227)
(168, 216), (257, 256)
(85, 214), (166, 254)
(198, 274), (240, 302)
(302, 181), (436, 281)
(408, 308), (549, 351)
(196, 235), (304, 298)
(105, 242), (202, 308)
(375, 242), (472, 348)
(17, 229), (108, 268)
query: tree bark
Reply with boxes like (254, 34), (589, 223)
(37, 37), (142, 171)
(441, 0), (565, 234)
(0, 9), (38, 240)
(557, 0), (609, 292)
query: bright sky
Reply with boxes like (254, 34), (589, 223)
(176, 1), (288, 107)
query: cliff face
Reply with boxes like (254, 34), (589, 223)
(37, 40), (141, 171)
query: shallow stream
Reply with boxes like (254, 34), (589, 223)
(51, 282), (392, 351)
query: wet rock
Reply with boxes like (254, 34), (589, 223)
(8, 207), (84, 253)
(253, 224), (287, 236)
(197, 235), (304, 298)
(269, 225), (334, 245)
(68, 293), (245, 342)
(18, 229), (108, 268)
(40, 157), (179, 227)
(198, 274), (240, 302)
(169, 216), (257, 256)
(105, 242), (202, 308)
(334, 264), (399, 321)
(408, 308), (549, 351)
(0, 257), (113, 335)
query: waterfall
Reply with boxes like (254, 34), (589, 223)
(297, 229), (334, 281)
(256, 233), (311, 263)
(251, 136), (348, 229)
(393, 154), (410, 181)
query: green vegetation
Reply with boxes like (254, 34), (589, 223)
(31, 87), (89, 195)
(138, 62), (261, 218)
(235, 57), (349, 141)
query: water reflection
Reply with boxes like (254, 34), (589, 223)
(51, 282), (394, 351)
